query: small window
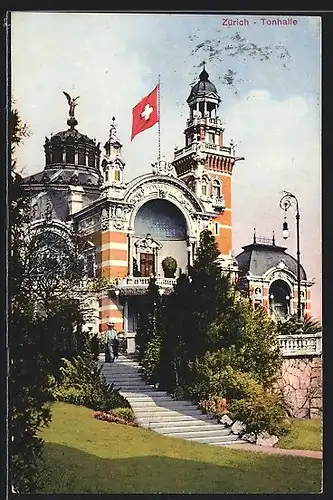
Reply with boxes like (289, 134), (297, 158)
(114, 170), (121, 181)
(53, 148), (62, 164)
(202, 182), (207, 196)
(78, 148), (86, 165)
(88, 150), (95, 167)
(66, 146), (75, 164)
(105, 170), (109, 182)
(208, 132), (215, 144)
(214, 222), (219, 236)
(212, 179), (221, 198)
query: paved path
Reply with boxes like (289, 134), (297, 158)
(226, 442), (322, 459)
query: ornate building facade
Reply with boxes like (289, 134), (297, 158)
(22, 68), (315, 345)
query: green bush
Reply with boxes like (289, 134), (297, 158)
(228, 391), (291, 438)
(52, 355), (130, 411)
(187, 359), (289, 437)
(141, 336), (162, 384)
(110, 407), (136, 422)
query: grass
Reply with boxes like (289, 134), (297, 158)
(278, 418), (322, 451)
(37, 402), (322, 494)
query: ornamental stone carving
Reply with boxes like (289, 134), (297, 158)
(127, 180), (201, 213)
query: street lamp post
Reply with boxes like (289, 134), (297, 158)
(279, 191), (302, 323)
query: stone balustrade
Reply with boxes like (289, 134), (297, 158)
(277, 333), (322, 357)
(118, 276), (177, 287)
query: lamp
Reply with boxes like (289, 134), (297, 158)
(279, 191), (302, 323)
(269, 294), (274, 299)
(158, 288), (165, 296)
(282, 220), (289, 240)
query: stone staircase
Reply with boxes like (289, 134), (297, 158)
(99, 354), (246, 447)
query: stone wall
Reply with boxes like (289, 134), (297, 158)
(275, 356), (322, 418)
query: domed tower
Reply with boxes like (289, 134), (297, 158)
(43, 93), (102, 186)
(23, 92), (103, 221)
(173, 65), (244, 262)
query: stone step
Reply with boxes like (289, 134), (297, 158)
(125, 396), (177, 403)
(132, 409), (204, 419)
(151, 424), (228, 434)
(103, 372), (145, 383)
(121, 391), (169, 398)
(155, 427), (231, 438)
(180, 434), (241, 444)
(131, 406), (201, 414)
(130, 400), (197, 408)
(137, 415), (211, 425)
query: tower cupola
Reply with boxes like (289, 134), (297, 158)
(101, 117), (125, 188)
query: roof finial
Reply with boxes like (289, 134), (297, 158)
(199, 62), (209, 81)
(109, 117), (119, 142)
(63, 91), (79, 129)
(253, 227), (256, 244)
(272, 230), (276, 246)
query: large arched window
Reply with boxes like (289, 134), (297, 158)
(134, 199), (187, 241)
(212, 179), (221, 199)
(28, 228), (76, 281)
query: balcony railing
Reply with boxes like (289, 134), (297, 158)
(212, 196), (225, 208)
(277, 333), (322, 357)
(186, 117), (224, 128)
(174, 142), (233, 160)
(118, 277), (177, 287)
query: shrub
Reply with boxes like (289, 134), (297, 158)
(198, 396), (228, 418)
(228, 391), (291, 438)
(109, 407), (136, 423)
(93, 410), (138, 427)
(188, 361), (289, 437)
(161, 256), (178, 277)
(52, 355), (130, 411)
(141, 336), (162, 384)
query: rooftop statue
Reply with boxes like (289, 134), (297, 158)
(63, 91), (80, 117)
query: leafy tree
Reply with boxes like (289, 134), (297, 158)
(10, 108), (53, 493)
(9, 107), (95, 492)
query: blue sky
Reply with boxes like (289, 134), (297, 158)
(11, 13), (321, 318)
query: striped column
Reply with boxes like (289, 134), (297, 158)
(214, 174), (232, 256)
(98, 231), (128, 279)
(97, 230), (128, 332)
(99, 293), (124, 333)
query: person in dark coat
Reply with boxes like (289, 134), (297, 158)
(112, 334), (120, 360)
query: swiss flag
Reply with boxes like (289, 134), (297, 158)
(131, 85), (159, 141)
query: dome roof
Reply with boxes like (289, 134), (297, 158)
(187, 67), (220, 104)
(44, 124), (101, 171)
(236, 242), (307, 281)
(49, 128), (97, 146)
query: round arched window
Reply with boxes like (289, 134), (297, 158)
(134, 199), (187, 241)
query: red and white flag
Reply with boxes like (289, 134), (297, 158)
(131, 85), (159, 141)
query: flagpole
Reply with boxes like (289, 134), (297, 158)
(158, 74), (161, 162)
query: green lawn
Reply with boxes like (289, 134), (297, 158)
(278, 418), (322, 451)
(37, 402), (322, 494)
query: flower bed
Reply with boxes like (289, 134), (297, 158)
(93, 410), (138, 427)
